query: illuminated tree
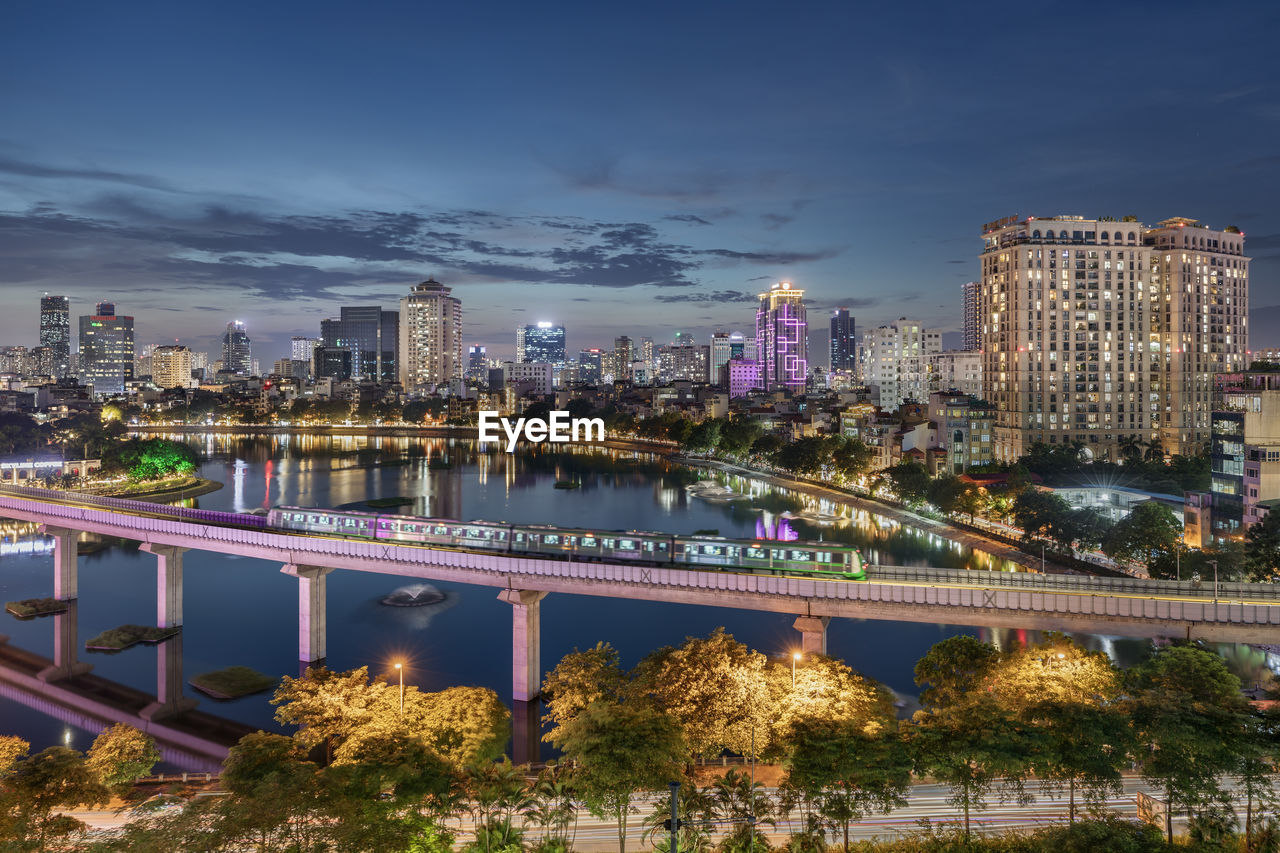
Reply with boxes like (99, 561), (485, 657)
(913, 635), (998, 710)
(767, 654), (895, 749)
(86, 723), (161, 793)
(542, 642), (627, 745)
(0, 746), (108, 851)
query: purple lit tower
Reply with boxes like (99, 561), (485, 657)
(755, 281), (808, 393)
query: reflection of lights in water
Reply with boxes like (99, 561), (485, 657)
(0, 540), (54, 556)
(62, 728), (72, 745)
(263, 459), (273, 507)
(232, 459), (248, 513)
(657, 486), (678, 510)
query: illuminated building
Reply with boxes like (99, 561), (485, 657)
(320, 306), (398, 383)
(39, 294), (71, 377)
(755, 281), (808, 393)
(862, 319), (941, 411)
(152, 345), (192, 389)
(961, 281), (980, 352)
(398, 278), (463, 393)
(221, 320), (253, 376)
(829, 308), (856, 371)
(980, 215), (1249, 461)
(78, 302), (134, 395)
(516, 322), (566, 364)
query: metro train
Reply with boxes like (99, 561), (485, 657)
(266, 506), (867, 580)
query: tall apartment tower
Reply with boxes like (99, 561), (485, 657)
(755, 281), (808, 393)
(78, 301), (134, 394)
(829, 308), (856, 371)
(978, 214), (1248, 463)
(516, 322), (566, 364)
(398, 278), (462, 393)
(291, 336), (319, 362)
(862, 319), (942, 411)
(961, 281), (980, 351)
(221, 321), (253, 375)
(39, 294), (71, 377)
(1146, 218), (1249, 453)
(152, 345), (192, 389)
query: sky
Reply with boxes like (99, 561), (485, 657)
(2, 1), (1279, 365)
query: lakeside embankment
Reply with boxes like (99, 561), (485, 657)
(130, 424), (1055, 572)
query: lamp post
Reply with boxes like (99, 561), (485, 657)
(791, 652), (801, 689)
(1209, 559), (1219, 604)
(394, 662), (404, 714)
(1041, 542), (1046, 574)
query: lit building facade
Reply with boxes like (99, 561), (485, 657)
(861, 319), (941, 411)
(829, 308), (856, 371)
(725, 358), (762, 398)
(398, 279), (463, 393)
(221, 321), (253, 376)
(152, 345), (192, 389)
(961, 281), (980, 352)
(320, 306), (398, 383)
(979, 215), (1249, 462)
(755, 281), (808, 393)
(39, 295), (71, 378)
(927, 349), (983, 399)
(78, 302), (134, 395)
(516, 323), (566, 364)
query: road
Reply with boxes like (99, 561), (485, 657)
(65, 777), (1240, 847)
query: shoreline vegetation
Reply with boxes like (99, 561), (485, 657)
(84, 624), (181, 652)
(189, 666), (278, 700)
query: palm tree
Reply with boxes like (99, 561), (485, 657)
(1144, 439), (1166, 463)
(1118, 435), (1143, 465)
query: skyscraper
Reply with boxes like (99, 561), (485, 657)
(398, 278), (463, 393)
(78, 302), (134, 395)
(978, 214), (1249, 462)
(152, 345), (192, 389)
(320, 306), (399, 383)
(961, 281), (980, 352)
(466, 345), (488, 383)
(755, 281), (808, 393)
(291, 336), (319, 362)
(829, 308), (856, 371)
(221, 321), (253, 376)
(39, 294), (71, 377)
(516, 322), (566, 364)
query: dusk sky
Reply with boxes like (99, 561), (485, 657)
(3, 2), (1279, 365)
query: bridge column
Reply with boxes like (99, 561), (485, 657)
(38, 525), (78, 600)
(141, 544), (187, 629)
(499, 589), (547, 766)
(498, 589), (548, 703)
(141, 634), (197, 721)
(793, 616), (831, 656)
(37, 600), (92, 682)
(281, 565), (333, 665)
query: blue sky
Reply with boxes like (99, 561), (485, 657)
(3, 1), (1279, 364)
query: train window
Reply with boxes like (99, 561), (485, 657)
(747, 548), (767, 559)
(432, 526), (449, 535)
(771, 550), (786, 560)
(642, 541), (653, 551)
(544, 535), (560, 545)
(514, 533), (525, 542)
(790, 550), (812, 561)
(619, 539), (635, 549)
(582, 537), (597, 546)
(702, 545), (721, 555)
(603, 539), (615, 548)
(494, 531), (508, 540)
(656, 542), (669, 551)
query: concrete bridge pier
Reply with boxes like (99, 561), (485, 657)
(141, 634), (197, 721)
(38, 525), (79, 600)
(142, 544), (187, 629)
(37, 600), (92, 682)
(500, 589), (547, 766)
(281, 564), (333, 666)
(793, 615), (831, 656)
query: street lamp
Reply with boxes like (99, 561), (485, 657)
(393, 662), (404, 714)
(792, 652), (802, 689)
(1208, 559), (1219, 604)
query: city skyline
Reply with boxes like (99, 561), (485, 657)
(3, 4), (1280, 364)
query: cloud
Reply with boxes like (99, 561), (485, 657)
(761, 212), (792, 230)
(655, 290), (758, 304)
(0, 156), (178, 192)
(663, 214), (712, 226)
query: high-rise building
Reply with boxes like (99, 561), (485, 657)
(829, 308), (856, 371)
(78, 301), (134, 395)
(152, 345), (192, 389)
(321, 306), (398, 383)
(398, 278), (462, 393)
(710, 331), (750, 387)
(961, 282), (981, 352)
(755, 281), (808, 393)
(291, 336), (318, 362)
(861, 319), (942, 411)
(656, 337), (709, 383)
(39, 294), (71, 377)
(516, 322), (566, 364)
(978, 214), (1249, 462)
(221, 321), (253, 376)
(315, 346), (353, 381)
(610, 336), (634, 382)
(466, 345), (488, 383)
(725, 358), (762, 398)
(576, 348), (604, 385)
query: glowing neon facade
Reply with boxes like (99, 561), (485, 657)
(755, 281), (808, 393)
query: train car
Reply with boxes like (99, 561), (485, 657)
(269, 506), (379, 538)
(672, 536), (865, 580)
(509, 526), (672, 562)
(375, 515), (511, 550)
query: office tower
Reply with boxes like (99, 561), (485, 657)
(321, 306), (398, 383)
(78, 302), (134, 394)
(610, 336), (634, 381)
(221, 321), (253, 376)
(152, 345), (192, 389)
(398, 278), (463, 393)
(755, 281), (808, 393)
(710, 331), (734, 387)
(39, 294), (71, 377)
(979, 214), (1249, 462)
(829, 308), (856, 371)
(466, 345), (488, 383)
(516, 322), (566, 364)
(961, 281), (980, 352)
(314, 347), (353, 380)
(861, 319), (942, 411)
(1146, 218), (1250, 454)
(577, 348), (604, 384)
(640, 336), (655, 370)
(291, 336), (318, 362)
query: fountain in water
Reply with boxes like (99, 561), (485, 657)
(381, 583), (447, 607)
